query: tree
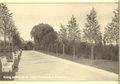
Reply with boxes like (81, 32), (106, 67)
(12, 32), (22, 48)
(23, 41), (34, 50)
(31, 23), (57, 51)
(67, 15), (81, 58)
(58, 24), (68, 57)
(83, 8), (101, 64)
(0, 3), (12, 53)
(0, 3), (22, 56)
(104, 9), (119, 45)
(0, 3), (12, 51)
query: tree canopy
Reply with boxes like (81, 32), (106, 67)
(67, 15), (81, 42)
(31, 23), (57, 50)
(104, 9), (119, 45)
(83, 8), (101, 44)
(0, 3), (22, 52)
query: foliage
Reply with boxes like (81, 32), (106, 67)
(58, 24), (68, 44)
(0, 3), (22, 53)
(12, 32), (22, 48)
(83, 8), (101, 44)
(22, 41), (34, 50)
(31, 23), (57, 50)
(67, 15), (81, 42)
(104, 9), (119, 45)
(0, 3), (12, 40)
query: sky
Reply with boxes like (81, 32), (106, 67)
(7, 3), (118, 40)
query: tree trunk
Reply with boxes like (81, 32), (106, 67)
(73, 45), (76, 59)
(103, 39), (106, 46)
(51, 44), (53, 53)
(116, 39), (118, 46)
(4, 30), (6, 54)
(48, 45), (50, 52)
(49, 44), (53, 53)
(110, 45), (113, 61)
(56, 44), (58, 56)
(63, 43), (65, 57)
(91, 44), (94, 64)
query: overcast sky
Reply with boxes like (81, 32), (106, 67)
(7, 3), (117, 40)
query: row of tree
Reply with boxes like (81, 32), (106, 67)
(0, 3), (22, 54)
(31, 8), (119, 61)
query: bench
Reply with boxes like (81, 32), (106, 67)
(1, 56), (13, 72)
(12, 51), (21, 69)
(0, 56), (16, 79)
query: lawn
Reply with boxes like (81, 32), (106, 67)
(38, 50), (118, 74)
(76, 59), (118, 74)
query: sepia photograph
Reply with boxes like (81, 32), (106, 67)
(0, 2), (119, 81)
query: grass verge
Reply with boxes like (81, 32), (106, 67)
(37, 50), (118, 74)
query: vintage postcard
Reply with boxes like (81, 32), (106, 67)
(0, 0), (119, 84)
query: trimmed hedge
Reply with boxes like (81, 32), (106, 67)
(48, 42), (119, 61)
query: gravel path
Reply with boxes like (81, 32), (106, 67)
(15, 50), (118, 81)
